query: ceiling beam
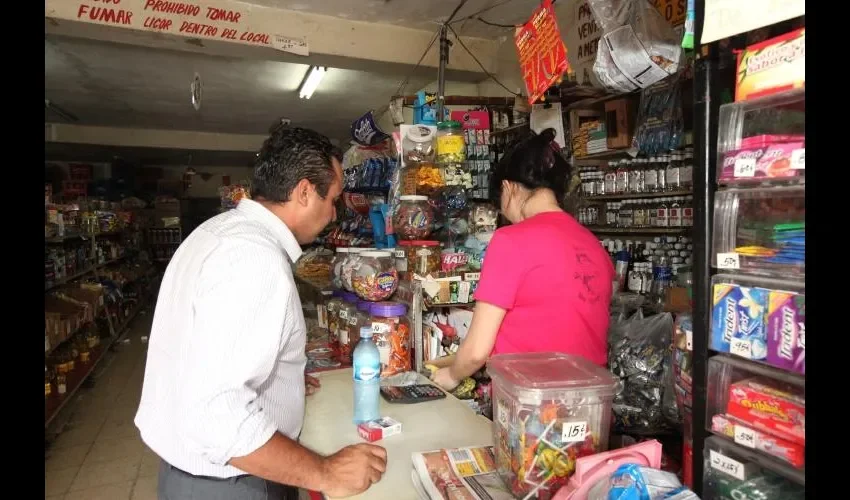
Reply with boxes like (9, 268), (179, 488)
(45, 0), (500, 81)
(46, 123), (267, 152)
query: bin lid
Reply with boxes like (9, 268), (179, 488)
(488, 352), (616, 393)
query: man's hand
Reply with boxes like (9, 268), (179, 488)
(320, 443), (388, 498)
(306, 374), (321, 396)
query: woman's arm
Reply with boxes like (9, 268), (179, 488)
(433, 301), (506, 390)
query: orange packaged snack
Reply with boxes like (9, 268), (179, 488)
(369, 302), (411, 377)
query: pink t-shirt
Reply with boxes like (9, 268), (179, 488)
(473, 211), (614, 366)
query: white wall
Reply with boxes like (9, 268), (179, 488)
(161, 166), (254, 199)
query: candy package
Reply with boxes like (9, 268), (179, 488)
(586, 463), (692, 500)
(608, 311), (675, 434)
(631, 74), (685, 156)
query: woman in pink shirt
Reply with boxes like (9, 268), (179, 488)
(432, 128), (614, 391)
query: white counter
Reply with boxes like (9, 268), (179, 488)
(300, 369), (493, 500)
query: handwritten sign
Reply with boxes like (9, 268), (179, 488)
(562, 0), (602, 87)
(46, 0), (309, 56)
(653, 0), (687, 27)
(514, 0), (570, 105)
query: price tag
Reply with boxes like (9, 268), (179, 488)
(709, 450), (746, 480)
(734, 425), (757, 449)
(730, 338), (752, 359)
(717, 252), (740, 270)
(685, 330), (693, 351)
(734, 158), (757, 178)
(791, 148), (805, 170)
(562, 421), (587, 443)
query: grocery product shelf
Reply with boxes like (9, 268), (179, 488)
(44, 256), (129, 292)
(573, 148), (633, 163)
(44, 337), (115, 428)
(585, 226), (692, 235)
(709, 353), (805, 388)
(707, 432), (805, 485)
(585, 190), (694, 201)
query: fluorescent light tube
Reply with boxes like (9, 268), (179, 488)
(299, 66), (326, 99)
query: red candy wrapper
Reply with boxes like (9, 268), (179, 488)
(726, 378), (805, 445)
(712, 414), (804, 468)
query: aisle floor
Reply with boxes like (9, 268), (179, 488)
(45, 314), (158, 500)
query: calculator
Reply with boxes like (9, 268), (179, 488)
(380, 384), (447, 404)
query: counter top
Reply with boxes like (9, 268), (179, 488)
(300, 369), (493, 500)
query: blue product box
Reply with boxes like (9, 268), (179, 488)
(710, 284), (769, 360)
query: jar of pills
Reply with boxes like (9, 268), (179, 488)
(353, 251), (399, 302)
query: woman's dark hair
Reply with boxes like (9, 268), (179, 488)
(489, 127), (571, 203)
(251, 126), (342, 202)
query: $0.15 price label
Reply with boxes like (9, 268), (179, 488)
(562, 421), (587, 443)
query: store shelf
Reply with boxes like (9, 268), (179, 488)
(709, 353), (805, 388)
(585, 190), (694, 201)
(45, 257), (129, 292)
(585, 226), (692, 235)
(573, 148), (633, 163)
(491, 123), (529, 135)
(707, 432), (805, 485)
(45, 233), (90, 244)
(44, 338), (114, 427)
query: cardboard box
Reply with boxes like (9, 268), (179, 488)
(604, 98), (638, 149)
(357, 417), (402, 442)
(735, 28), (805, 102)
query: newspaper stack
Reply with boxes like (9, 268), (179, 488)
(410, 446), (514, 500)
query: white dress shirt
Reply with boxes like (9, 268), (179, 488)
(135, 199), (307, 478)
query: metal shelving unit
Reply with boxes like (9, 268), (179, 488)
(690, 8), (805, 496)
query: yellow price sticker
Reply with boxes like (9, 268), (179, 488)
(653, 0), (686, 27)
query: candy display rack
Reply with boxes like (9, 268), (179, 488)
(689, 16), (806, 497)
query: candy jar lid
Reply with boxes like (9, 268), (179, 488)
(399, 195), (429, 202)
(357, 301), (373, 313)
(341, 292), (358, 303)
(369, 301), (408, 317)
(399, 240), (441, 247)
(360, 250), (393, 258)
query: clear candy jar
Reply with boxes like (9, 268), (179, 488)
(369, 301), (411, 377)
(393, 195), (434, 240)
(489, 352), (618, 498)
(352, 251), (399, 302)
(341, 301), (372, 365)
(336, 293), (359, 354)
(330, 247), (351, 289)
(399, 240), (441, 276)
(325, 292), (344, 349)
(436, 120), (466, 164)
(402, 125), (436, 164)
(341, 248), (374, 292)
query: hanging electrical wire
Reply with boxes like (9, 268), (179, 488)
(450, 0), (520, 25)
(446, 24), (521, 96)
(394, 26), (442, 97)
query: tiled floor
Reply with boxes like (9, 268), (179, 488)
(45, 314), (158, 500)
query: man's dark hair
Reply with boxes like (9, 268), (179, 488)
(489, 127), (571, 203)
(251, 126), (342, 202)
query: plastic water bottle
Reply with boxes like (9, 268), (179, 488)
(352, 326), (381, 424)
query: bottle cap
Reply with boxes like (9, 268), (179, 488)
(359, 326), (374, 338)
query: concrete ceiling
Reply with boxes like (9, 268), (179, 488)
(45, 34), (436, 140)
(248, 0), (543, 39)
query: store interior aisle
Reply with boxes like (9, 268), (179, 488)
(45, 315), (158, 500)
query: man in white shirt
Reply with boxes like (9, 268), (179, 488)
(135, 126), (387, 500)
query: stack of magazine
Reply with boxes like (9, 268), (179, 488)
(410, 446), (514, 500)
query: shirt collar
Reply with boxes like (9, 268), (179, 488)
(236, 199), (303, 263)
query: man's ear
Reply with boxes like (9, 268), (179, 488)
(293, 179), (312, 206)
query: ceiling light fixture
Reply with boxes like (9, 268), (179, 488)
(298, 66), (327, 99)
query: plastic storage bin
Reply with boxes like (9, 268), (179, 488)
(709, 274), (804, 373)
(716, 89), (805, 185)
(703, 436), (804, 496)
(488, 352), (617, 498)
(712, 186), (804, 277)
(706, 355), (805, 472)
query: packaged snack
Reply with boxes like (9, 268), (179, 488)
(719, 137), (805, 181)
(765, 291), (805, 374)
(735, 28), (805, 102)
(357, 417), (402, 442)
(711, 414), (804, 468)
(726, 378), (804, 445)
(710, 284), (768, 360)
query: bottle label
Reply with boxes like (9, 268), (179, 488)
(680, 167), (693, 183)
(628, 273), (642, 293)
(656, 208), (668, 227)
(669, 208), (682, 226)
(353, 358), (381, 381)
(683, 207), (694, 226)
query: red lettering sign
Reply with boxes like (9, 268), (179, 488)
(514, 0), (570, 105)
(77, 4), (133, 25)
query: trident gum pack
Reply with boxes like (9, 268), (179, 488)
(765, 291), (805, 374)
(710, 284), (769, 360)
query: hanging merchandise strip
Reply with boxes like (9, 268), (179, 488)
(46, 0), (309, 56)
